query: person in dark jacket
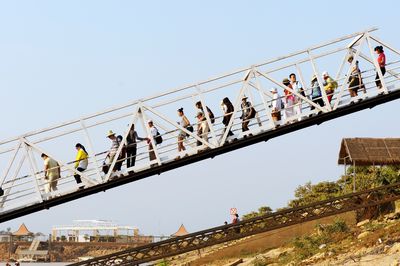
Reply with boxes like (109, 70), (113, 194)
(195, 101), (215, 124)
(126, 124), (147, 169)
(240, 96), (256, 133)
(221, 97), (235, 137)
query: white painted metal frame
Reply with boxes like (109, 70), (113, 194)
(1, 28), (400, 216)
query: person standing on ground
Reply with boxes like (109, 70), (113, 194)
(41, 153), (60, 194)
(73, 143), (88, 189)
(126, 124), (147, 170)
(374, 46), (386, 89)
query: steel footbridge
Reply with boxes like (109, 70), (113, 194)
(1, 28), (400, 224)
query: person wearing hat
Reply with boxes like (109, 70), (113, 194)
(282, 78), (295, 121)
(270, 88), (282, 122)
(240, 95), (256, 133)
(310, 75), (324, 111)
(106, 130), (121, 174)
(347, 55), (365, 99)
(221, 97), (235, 138)
(322, 71), (338, 103)
(41, 153), (60, 195)
(195, 112), (209, 147)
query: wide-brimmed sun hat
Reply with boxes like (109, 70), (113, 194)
(107, 130), (116, 138)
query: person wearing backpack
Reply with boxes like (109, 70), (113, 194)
(221, 97), (235, 138)
(240, 96), (256, 133)
(176, 108), (191, 159)
(322, 71), (338, 104)
(147, 120), (162, 165)
(195, 101), (215, 124)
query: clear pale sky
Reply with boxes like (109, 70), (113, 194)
(0, 0), (399, 236)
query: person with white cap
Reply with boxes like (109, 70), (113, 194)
(270, 87), (282, 122)
(240, 95), (256, 133)
(106, 130), (120, 174)
(322, 71), (338, 103)
(310, 75), (324, 112)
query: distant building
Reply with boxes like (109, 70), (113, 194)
(13, 223), (34, 242)
(51, 220), (153, 243)
(0, 232), (11, 242)
(171, 224), (189, 237)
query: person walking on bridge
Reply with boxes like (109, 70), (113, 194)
(322, 71), (338, 104)
(196, 112), (210, 148)
(310, 75), (324, 112)
(221, 97), (235, 139)
(240, 96), (256, 134)
(290, 73), (305, 121)
(147, 120), (162, 167)
(195, 101), (215, 124)
(106, 130), (120, 174)
(374, 46), (386, 90)
(270, 88), (282, 123)
(74, 143), (88, 189)
(176, 108), (191, 159)
(126, 124), (147, 170)
(41, 153), (60, 195)
(282, 78), (295, 122)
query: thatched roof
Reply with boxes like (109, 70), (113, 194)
(338, 138), (400, 165)
(171, 224), (189, 237)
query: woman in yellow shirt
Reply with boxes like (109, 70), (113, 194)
(74, 143), (88, 189)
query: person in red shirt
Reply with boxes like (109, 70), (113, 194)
(374, 46), (386, 89)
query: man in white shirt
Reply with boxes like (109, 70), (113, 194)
(41, 153), (60, 194)
(289, 73), (305, 121)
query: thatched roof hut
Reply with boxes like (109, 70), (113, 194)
(338, 138), (400, 166)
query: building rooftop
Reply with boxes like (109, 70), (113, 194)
(338, 138), (400, 166)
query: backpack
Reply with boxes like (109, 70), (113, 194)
(206, 107), (215, 124)
(154, 130), (163, 144)
(0, 187), (4, 197)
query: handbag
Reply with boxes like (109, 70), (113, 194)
(186, 125), (194, 137)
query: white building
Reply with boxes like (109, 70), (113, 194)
(51, 220), (147, 243)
